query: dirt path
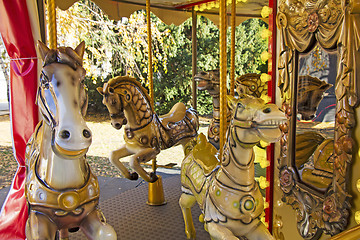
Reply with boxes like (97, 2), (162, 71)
(0, 114), (208, 188)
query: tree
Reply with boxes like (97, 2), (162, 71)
(57, 0), (173, 113)
(56, 1), (268, 115)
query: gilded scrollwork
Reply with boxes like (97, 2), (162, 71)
(277, 0), (360, 238)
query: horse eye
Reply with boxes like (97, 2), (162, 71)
(263, 108), (271, 113)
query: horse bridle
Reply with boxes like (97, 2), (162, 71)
(37, 70), (58, 129)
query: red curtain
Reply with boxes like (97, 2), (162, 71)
(0, 0), (39, 239)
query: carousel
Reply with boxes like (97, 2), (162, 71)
(0, 0), (359, 239)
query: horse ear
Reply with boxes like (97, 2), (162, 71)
(227, 95), (238, 111)
(97, 87), (104, 95)
(37, 40), (50, 61)
(75, 41), (85, 60)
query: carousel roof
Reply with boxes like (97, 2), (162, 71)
(55, 0), (268, 25)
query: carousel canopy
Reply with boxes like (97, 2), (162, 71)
(55, 0), (268, 25)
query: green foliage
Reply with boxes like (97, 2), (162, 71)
(57, 2), (268, 116)
(153, 16), (268, 115)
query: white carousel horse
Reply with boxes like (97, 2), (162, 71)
(97, 76), (199, 182)
(25, 41), (116, 240)
(180, 95), (286, 240)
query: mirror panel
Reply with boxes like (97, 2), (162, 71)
(276, 0), (360, 238)
(295, 46), (337, 192)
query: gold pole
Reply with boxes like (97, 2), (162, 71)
(46, 0), (57, 49)
(146, 0), (165, 206)
(146, 0), (154, 110)
(230, 0), (236, 96)
(192, 8), (197, 110)
(219, 0), (227, 156)
(146, 0), (157, 174)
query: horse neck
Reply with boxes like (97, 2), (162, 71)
(208, 88), (230, 121)
(36, 123), (88, 190)
(121, 84), (153, 129)
(216, 128), (255, 187)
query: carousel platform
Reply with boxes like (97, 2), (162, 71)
(0, 170), (210, 240)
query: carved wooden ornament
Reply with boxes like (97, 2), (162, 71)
(277, 0), (360, 238)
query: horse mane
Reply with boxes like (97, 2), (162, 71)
(43, 46), (83, 70)
(106, 75), (154, 113)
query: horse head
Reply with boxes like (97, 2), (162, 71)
(194, 70), (220, 96)
(37, 41), (92, 159)
(297, 75), (332, 120)
(227, 95), (287, 145)
(97, 80), (127, 130)
(235, 73), (266, 98)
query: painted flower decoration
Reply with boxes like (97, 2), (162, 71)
(322, 196), (342, 222)
(323, 196), (336, 215)
(280, 168), (293, 193)
(308, 12), (319, 32)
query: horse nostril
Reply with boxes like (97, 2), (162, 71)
(60, 130), (70, 139)
(115, 123), (121, 129)
(123, 119), (127, 125)
(83, 129), (91, 138)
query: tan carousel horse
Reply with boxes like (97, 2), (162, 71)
(195, 71), (265, 150)
(194, 70), (230, 149)
(25, 41), (116, 240)
(97, 76), (199, 182)
(179, 95), (286, 240)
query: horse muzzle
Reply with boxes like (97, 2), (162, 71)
(52, 128), (91, 159)
(111, 117), (127, 130)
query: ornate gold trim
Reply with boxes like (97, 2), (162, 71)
(277, 0), (360, 238)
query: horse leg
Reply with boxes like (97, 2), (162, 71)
(206, 222), (239, 240)
(109, 146), (138, 180)
(179, 193), (197, 239)
(244, 222), (275, 240)
(80, 209), (117, 240)
(26, 210), (57, 240)
(130, 147), (160, 182)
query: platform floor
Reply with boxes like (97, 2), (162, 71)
(69, 174), (209, 240)
(0, 172), (210, 240)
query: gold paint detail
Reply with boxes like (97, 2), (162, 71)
(26, 153), (99, 212)
(209, 180), (263, 223)
(55, 143), (87, 157)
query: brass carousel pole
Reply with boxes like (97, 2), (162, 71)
(219, 0), (227, 156)
(46, 0), (57, 49)
(47, 1), (68, 238)
(230, 0), (236, 96)
(192, 7), (197, 110)
(146, 0), (166, 206)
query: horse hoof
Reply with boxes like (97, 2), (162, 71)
(129, 172), (139, 180)
(150, 172), (158, 183)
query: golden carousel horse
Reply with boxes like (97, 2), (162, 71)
(97, 76), (199, 182)
(25, 41), (116, 240)
(235, 73), (266, 99)
(179, 95), (286, 240)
